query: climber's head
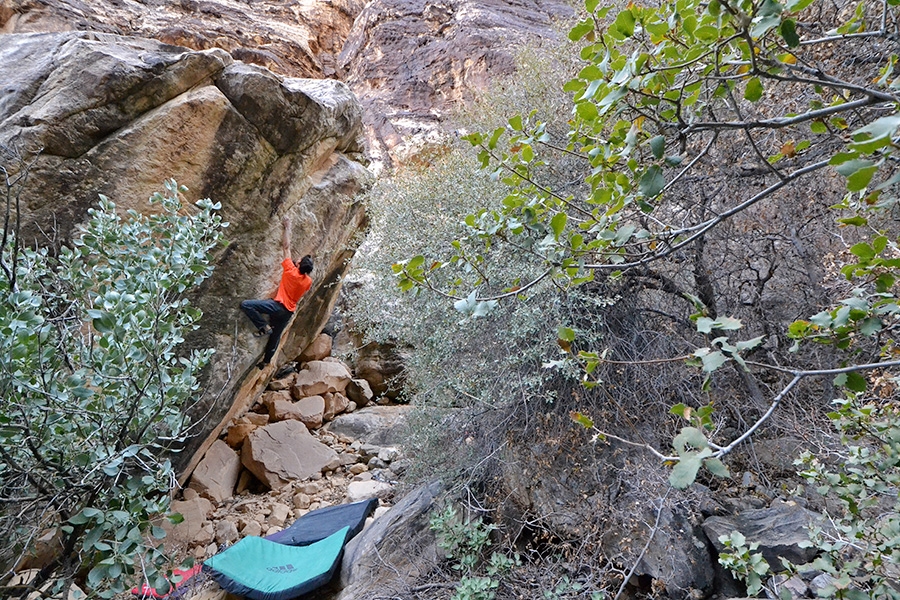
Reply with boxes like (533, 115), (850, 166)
(297, 255), (313, 275)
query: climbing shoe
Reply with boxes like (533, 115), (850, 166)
(253, 325), (272, 337)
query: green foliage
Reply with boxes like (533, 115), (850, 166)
(795, 397), (900, 599)
(425, 0), (900, 339)
(453, 576), (499, 600)
(788, 233), (900, 353)
(430, 504), (519, 600)
(669, 427), (727, 489)
(0, 180), (224, 596)
(392, 0), (900, 489)
(717, 531), (771, 597)
(541, 575), (592, 599)
(430, 504), (498, 574)
(359, 1), (899, 594)
(345, 37), (600, 487)
(718, 394), (900, 597)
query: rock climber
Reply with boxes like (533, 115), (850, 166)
(240, 215), (313, 368)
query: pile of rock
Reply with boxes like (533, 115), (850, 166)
(164, 433), (401, 562)
(168, 334), (405, 561)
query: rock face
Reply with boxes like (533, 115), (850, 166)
(338, 0), (575, 167)
(339, 480), (444, 597)
(3, 1), (576, 168)
(0, 32), (371, 468)
(352, 341), (408, 399)
(703, 500), (821, 567)
(0, 0), (365, 78)
(326, 405), (412, 446)
(629, 505), (715, 593)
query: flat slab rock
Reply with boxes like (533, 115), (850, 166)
(241, 420), (337, 489)
(703, 500), (821, 567)
(325, 405), (412, 446)
(188, 439), (241, 503)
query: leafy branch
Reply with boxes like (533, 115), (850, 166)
(573, 359), (900, 487)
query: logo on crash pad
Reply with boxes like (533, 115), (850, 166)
(267, 564), (297, 574)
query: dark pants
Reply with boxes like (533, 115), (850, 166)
(240, 299), (293, 364)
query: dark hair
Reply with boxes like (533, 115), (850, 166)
(298, 255), (313, 275)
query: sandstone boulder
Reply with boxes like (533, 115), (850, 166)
(261, 390), (292, 406)
(241, 520), (263, 538)
(326, 405), (412, 446)
(241, 420), (337, 489)
(188, 439), (241, 503)
(268, 502), (292, 527)
(215, 520), (239, 546)
(216, 63), (363, 155)
(246, 413), (270, 426)
(7, 569), (84, 600)
(13, 527), (63, 572)
(296, 396), (326, 429)
(293, 360), (352, 397)
(194, 523), (215, 547)
(346, 378), (374, 407)
(267, 374), (296, 392)
(225, 421), (257, 449)
(261, 390), (306, 423)
(0, 32), (371, 473)
(323, 392), (350, 421)
(299, 332), (334, 362)
(163, 496), (213, 546)
(346, 480), (392, 503)
(339, 452), (360, 466)
(268, 399), (306, 423)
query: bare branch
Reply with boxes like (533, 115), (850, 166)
(583, 159), (832, 271)
(684, 96), (878, 134)
(613, 489), (671, 600)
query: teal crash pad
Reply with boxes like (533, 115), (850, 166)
(203, 526), (350, 600)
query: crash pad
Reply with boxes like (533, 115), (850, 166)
(202, 527), (350, 600)
(265, 497), (377, 546)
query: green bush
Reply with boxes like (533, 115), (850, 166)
(352, 0), (900, 595)
(796, 396), (900, 599)
(345, 34), (608, 485)
(0, 180), (224, 598)
(429, 503), (518, 600)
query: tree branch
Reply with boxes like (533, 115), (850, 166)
(683, 96), (878, 133)
(613, 489), (671, 600)
(582, 159), (832, 272)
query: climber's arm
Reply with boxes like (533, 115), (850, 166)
(282, 216), (292, 261)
